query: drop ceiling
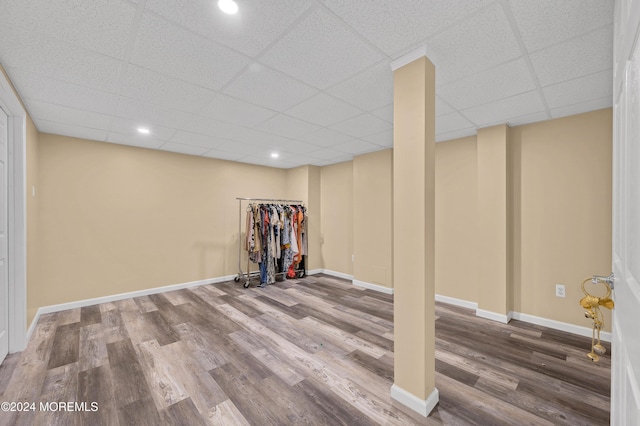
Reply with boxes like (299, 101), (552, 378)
(0, 0), (614, 169)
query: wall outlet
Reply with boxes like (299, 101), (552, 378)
(556, 284), (566, 298)
(352, 254), (355, 262)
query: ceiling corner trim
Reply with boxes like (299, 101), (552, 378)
(390, 45), (429, 71)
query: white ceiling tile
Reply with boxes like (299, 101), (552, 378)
(265, 140), (324, 155)
(543, 69), (613, 109)
(8, 68), (118, 115)
(327, 61), (393, 111)
(158, 142), (210, 156)
(461, 91), (546, 127)
(529, 26), (613, 87)
(198, 94), (277, 127)
(114, 97), (193, 130)
(509, 0), (614, 52)
(330, 113), (392, 138)
(297, 127), (353, 147)
(436, 97), (455, 117)
(223, 64), (318, 111)
(184, 115), (249, 139)
(370, 104), (393, 123)
(145, 0), (314, 57)
(131, 13), (249, 90)
(260, 7), (383, 89)
(110, 117), (175, 140)
(308, 147), (353, 161)
(320, 0), (493, 56)
(363, 129), (393, 147)
(426, 3), (522, 85)
(120, 65), (217, 114)
(285, 93), (363, 127)
(255, 114), (320, 139)
(37, 120), (108, 141)
(106, 132), (165, 149)
(438, 59), (536, 110)
(239, 155), (288, 168)
(436, 111), (476, 135)
(27, 100), (112, 130)
(550, 96), (613, 120)
(169, 130), (230, 150)
(0, 0), (136, 59)
(0, 24), (124, 93)
(332, 139), (382, 155)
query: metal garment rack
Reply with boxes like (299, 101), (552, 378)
(235, 197), (304, 288)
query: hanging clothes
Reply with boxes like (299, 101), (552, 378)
(243, 202), (307, 286)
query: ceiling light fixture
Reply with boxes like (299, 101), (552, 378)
(137, 127), (150, 135)
(218, 0), (238, 15)
(271, 153), (279, 159)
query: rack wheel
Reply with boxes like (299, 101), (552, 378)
(234, 276), (240, 282)
(243, 281), (250, 288)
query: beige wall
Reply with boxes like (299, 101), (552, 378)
(353, 149), (393, 288)
(34, 134), (288, 318)
(435, 136), (477, 302)
(320, 161), (353, 275)
(511, 109), (612, 330)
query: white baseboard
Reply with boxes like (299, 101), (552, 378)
(353, 279), (394, 295)
(25, 275), (236, 342)
(435, 296), (613, 343)
(476, 309), (513, 324)
(391, 384), (439, 417)
(511, 312), (612, 343)
(435, 294), (478, 310)
(307, 269), (323, 276)
(321, 269), (354, 281)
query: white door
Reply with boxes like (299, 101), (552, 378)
(0, 107), (7, 364)
(612, 1), (640, 424)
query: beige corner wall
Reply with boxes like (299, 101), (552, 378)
(435, 136), (477, 301)
(35, 134), (287, 319)
(320, 161), (353, 275)
(286, 165), (321, 271)
(353, 149), (393, 288)
(511, 109), (612, 330)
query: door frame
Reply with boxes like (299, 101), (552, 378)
(0, 69), (27, 354)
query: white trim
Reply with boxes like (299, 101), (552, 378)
(390, 384), (439, 417)
(26, 275), (236, 341)
(390, 45), (429, 71)
(435, 294), (478, 310)
(476, 309), (513, 324)
(353, 279), (393, 295)
(511, 312), (612, 343)
(321, 269), (353, 281)
(0, 69), (27, 353)
(306, 268), (323, 276)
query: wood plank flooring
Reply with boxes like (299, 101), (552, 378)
(0, 274), (610, 425)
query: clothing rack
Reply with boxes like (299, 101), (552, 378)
(235, 197), (305, 288)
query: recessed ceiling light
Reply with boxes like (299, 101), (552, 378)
(271, 153), (279, 159)
(137, 127), (150, 135)
(218, 0), (238, 15)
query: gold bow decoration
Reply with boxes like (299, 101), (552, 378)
(579, 277), (614, 362)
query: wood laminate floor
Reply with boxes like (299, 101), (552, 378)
(0, 274), (610, 425)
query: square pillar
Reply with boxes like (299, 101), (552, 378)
(476, 124), (512, 322)
(390, 47), (439, 417)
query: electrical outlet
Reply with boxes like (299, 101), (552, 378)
(351, 254), (355, 262)
(556, 284), (566, 298)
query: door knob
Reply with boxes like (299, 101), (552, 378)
(592, 273), (615, 290)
